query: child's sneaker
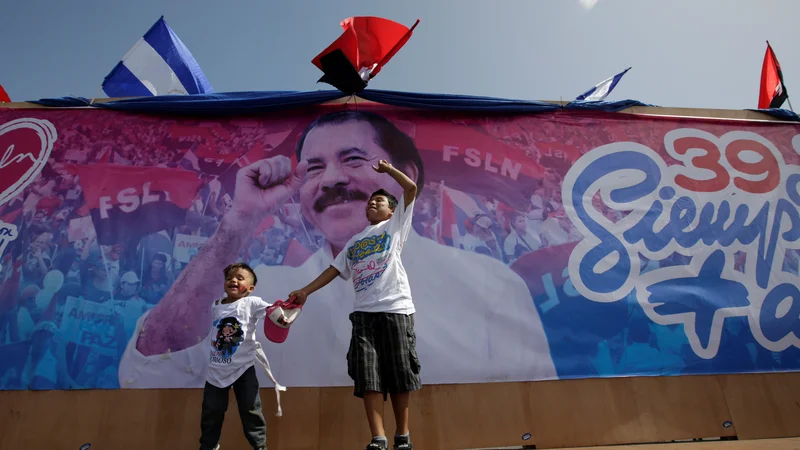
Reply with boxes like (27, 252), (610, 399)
(394, 435), (413, 450)
(365, 437), (389, 450)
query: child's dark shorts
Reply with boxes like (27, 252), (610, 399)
(347, 311), (422, 398)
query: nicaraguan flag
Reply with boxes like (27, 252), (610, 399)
(575, 67), (631, 102)
(101, 16), (213, 98)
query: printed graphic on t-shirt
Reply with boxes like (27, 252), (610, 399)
(210, 316), (243, 363)
(347, 231), (392, 292)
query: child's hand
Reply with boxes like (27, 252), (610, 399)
(372, 159), (393, 173)
(288, 290), (308, 306)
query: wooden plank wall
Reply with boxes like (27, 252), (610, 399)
(1, 373), (799, 450)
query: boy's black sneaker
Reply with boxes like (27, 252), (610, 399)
(394, 435), (413, 450)
(365, 438), (388, 450)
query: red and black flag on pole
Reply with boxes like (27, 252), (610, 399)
(312, 16), (420, 95)
(758, 41), (790, 110)
(0, 84), (9, 103)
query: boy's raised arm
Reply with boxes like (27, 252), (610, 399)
(373, 160), (417, 208)
(288, 266), (340, 305)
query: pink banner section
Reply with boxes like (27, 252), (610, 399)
(0, 105), (799, 390)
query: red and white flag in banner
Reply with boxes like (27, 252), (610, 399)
(758, 41), (789, 109)
(440, 186), (485, 246)
(69, 164), (202, 245)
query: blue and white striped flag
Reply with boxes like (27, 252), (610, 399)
(101, 16), (213, 98)
(575, 67), (631, 102)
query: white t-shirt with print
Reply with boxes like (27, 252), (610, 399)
(206, 295), (272, 388)
(331, 194), (415, 315)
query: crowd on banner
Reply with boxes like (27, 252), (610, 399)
(3, 108), (800, 390)
(0, 113), (581, 390)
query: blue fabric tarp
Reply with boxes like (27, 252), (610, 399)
(564, 99), (654, 112)
(359, 89), (561, 112)
(32, 96), (93, 108)
(26, 89), (796, 120)
(748, 107), (800, 122)
(27, 89), (628, 115)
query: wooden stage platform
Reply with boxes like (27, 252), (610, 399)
(2, 373), (799, 449)
(537, 438), (800, 450)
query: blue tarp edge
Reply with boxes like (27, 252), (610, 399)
(24, 90), (799, 120)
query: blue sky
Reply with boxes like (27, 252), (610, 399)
(2, 0), (799, 110)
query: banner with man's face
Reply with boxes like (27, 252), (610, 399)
(0, 105), (798, 391)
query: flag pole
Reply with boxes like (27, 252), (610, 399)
(290, 197), (318, 251)
(89, 86), (103, 105)
(438, 180), (444, 244)
(99, 245), (116, 301)
(786, 97), (794, 112)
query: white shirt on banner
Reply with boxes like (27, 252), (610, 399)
(504, 229), (542, 259)
(119, 232), (556, 388)
(331, 194), (415, 315)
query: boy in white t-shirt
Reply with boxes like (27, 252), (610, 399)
(200, 262), (271, 450)
(289, 160), (420, 450)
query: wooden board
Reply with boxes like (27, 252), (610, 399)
(0, 388), (321, 450)
(409, 382), (537, 449)
(543, 437), (800, 450)
(719, 373), (800, 440)
(2, 375), (798, 450)
(526, 376), (736, 449)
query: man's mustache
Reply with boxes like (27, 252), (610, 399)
(313, 187), (369, 212)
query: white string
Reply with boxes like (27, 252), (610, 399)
(254, 341), (286, 417)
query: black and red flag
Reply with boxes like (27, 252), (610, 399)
(69, 164), (202, 245)
(758, 41), (790, 109)
(312, 16), (420, 94)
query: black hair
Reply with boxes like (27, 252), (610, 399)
(370, 189), (398, 209)
(295, 110), (424, 195)
(508, 211), (525, 223)
(223, 262), (258, 286)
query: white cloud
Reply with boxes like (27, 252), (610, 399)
(579, 0), (599, 9)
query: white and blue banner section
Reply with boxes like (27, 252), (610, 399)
(576, 67), (631, 102)
(101, 16), (213, 98)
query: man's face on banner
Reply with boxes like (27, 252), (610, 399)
(297, 120), (403, 245)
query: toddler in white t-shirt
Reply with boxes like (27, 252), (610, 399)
(199, 262), (272, 450)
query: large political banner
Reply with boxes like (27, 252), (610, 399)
(0, 105), (798, 391)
